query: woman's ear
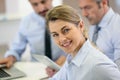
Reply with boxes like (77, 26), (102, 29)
(78, 20), (84, 33)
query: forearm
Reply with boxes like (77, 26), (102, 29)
(5, 50), (21, 61)
(7, 55), (17, 63)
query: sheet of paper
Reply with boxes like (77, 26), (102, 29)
(13, 62), (48, 80)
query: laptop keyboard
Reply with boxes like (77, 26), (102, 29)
(0, 68), (10, 78)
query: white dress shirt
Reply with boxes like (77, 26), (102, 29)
(49, 40), (120, 80)
(89, 8), (120, 61)
(5, 12), (65, 61)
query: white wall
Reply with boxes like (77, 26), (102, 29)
(5, 0), (63, 17)
(52, 0), (63, 6)
(5, 0), (19, 14)
(0, 19), (20, 44)
(18, 0), (33, 16)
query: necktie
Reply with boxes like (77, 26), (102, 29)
(92, 25), (101, 45)
(45, 28), (52, 59)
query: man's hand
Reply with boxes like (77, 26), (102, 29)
(0, 55), (16, 68)
(46, 67), (57, 77)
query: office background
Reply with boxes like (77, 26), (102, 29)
(0, 0), (120, 59)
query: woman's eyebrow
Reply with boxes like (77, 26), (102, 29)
(61, 26), (67, 31)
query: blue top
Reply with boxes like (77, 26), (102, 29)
(49, 40), (120, 80)
(4, 12), (65, 61)
(89, 8), (120, 61)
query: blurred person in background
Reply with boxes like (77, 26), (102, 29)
(0, 0), (66, 68)
(79, 0), (120, 68)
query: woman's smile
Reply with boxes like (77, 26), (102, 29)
(60, 39), (72, 49)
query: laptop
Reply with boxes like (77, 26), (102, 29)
(32, 54), (61, 71)
(0, 64), (26, 80)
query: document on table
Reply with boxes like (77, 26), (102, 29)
(13, 62), (49, 80)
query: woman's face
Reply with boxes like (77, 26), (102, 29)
(49, 20), (85, 56)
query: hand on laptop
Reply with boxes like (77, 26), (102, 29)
(46, 66), (57, 77)
(0, 55), (16, 68)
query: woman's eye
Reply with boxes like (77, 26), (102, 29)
(63, 29), (70, 33)
(41, 0), (46, 4)
(52, 34), (58, 37)
(32, 3), (38, 6)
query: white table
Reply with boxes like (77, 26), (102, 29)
(13, 62), (48, 80)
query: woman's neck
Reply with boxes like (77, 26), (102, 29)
(71, 38), (86, 58)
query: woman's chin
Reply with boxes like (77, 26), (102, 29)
(63, 49), (73, 54)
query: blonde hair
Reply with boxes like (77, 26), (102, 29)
(46, 5), (88, 38)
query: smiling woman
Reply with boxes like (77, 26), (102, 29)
(46, 5), (87, 56)
(46, 5), (120, 80)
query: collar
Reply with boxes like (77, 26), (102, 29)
(98, 8), (115, 28)
(66, 40), (92, 67)
(32, 12), (45, 23)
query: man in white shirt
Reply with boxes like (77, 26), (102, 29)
(79, 0), (120, 68)
(0, 0), (66, 68)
